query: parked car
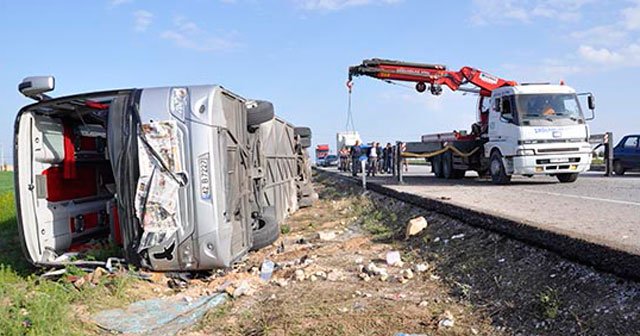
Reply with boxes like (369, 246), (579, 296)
(613, 134), (640, 175)
(13, 76), (315, 271)
(321, 154), (339, 167)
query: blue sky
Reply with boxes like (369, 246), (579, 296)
(1, 0), (639, 162)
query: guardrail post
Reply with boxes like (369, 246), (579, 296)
(391, 145), (396, 177)
(605, 132), (613, 177)
(361, 159), (367, 189)
(396, 142), (404, 184)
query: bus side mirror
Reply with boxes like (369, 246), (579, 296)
(493, 98), (501, 112)
(19, 76), (55, 101)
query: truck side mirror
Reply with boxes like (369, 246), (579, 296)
(587, 94), (595, 110)
(19, 76), (55, 101)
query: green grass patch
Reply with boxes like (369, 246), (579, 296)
(0, 189), (140, 334)
(538, 287), (560, 319)
(280, 224), (291, 235)
(0, 171), (13, 194)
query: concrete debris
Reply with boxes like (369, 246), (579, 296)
(471, 327), (479, 335)
(271, 278), (289, 287)
(353, 301), (366, 311)
(438, 310), (455, 329)
(354, 256), (364, 264)
(294, 269), (305, 281)
(433, 237), (441, 243)
(309, 275), (318, 282)
(406, 216), (428, 238)
(359, 273), (371, 282)
(380, 273), (389, 282)
(414, 263), (428, 273)
(231, 281), (252, 298)
(451, 233), (465, 240)
(366, 262), (388, 276)
(401, 269), (414, 280)
(327, 270), (343, 282)
(386, 251), (403, 267)
(315, 271), (328, 280)
(354, 291), (373, 298)
(73, 267), (110, 288)
(430, 274), (441, 280)
(338, 307), (349, 313)
(316, 230), (337, 241)
(418, 300), (429, 307)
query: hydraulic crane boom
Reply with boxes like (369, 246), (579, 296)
(348, 58), (517, 97)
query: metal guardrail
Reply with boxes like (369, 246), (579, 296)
(589, 132), (613, 177)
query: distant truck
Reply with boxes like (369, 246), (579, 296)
(14, 76), (315, 271)
(315, 144), (329, 164)
(613, 134), (640, 175)
(336, 131), (361, 171)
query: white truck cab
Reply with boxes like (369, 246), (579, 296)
(485, 84), (594, 183)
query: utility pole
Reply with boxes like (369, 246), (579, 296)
(0, 142), (4, 171)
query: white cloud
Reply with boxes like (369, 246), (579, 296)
(577, 44), (640, 66)
(622, 2), (640, 30)
(578, 45), (624, 64)
(109, 0), (132, 7)
(133, 10), (153, 32)
(160, 17), (240, 52)
(569, 2), (640, 68)
(570, 25), (628, 47)
(470, 0), (592, 25)
(295, 0), (400, 11)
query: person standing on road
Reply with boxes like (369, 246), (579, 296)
(375, 142), (383, 173)
(350, 140), (362, 176)
(383, 143), (392, 173)
(367, 142), (379, 177)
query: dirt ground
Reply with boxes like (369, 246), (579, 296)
(143, 172), (639, 336)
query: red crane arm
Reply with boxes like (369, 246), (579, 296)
(348, 59), (517, 97)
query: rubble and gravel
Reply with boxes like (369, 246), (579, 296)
(139, 171), (640, 336)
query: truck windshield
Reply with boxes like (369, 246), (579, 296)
(515, 94), (584, 126)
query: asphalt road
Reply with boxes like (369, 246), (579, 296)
(323, 165), (640, 255)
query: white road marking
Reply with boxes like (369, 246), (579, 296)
(522, 189), (640, 207)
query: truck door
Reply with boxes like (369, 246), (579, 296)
(489, 95), (518, 156)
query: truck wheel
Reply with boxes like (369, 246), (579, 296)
(490, 151), (511, 185)
(613, 161), (625, 176)
(432, 155), (443, 178)
(556, 173), (579, 183)
(251, 208), (279, 251)
(442, 151), (453, 179)
(247, 100), (275, 127)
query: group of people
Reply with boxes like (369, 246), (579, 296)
(347, 141), (395, 177)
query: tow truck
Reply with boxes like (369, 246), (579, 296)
(348, 59), (596, 184)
